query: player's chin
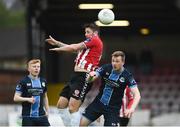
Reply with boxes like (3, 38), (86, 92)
(113, 67), (118, 71)
(33, 72), (39, 76)
(85, 35), (91, 39)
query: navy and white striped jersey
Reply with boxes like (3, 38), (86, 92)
(96, 64), (137, 109)
(15, 76), (47, 117)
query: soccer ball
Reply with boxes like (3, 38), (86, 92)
(98, 9), (115, 25)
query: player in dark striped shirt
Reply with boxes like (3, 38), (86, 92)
(13, 59), (50, 126)
(80, 51), (141, 126)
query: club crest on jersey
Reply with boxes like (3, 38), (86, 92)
(42, 82), (45, 87)
(27, 83), (31, 86)
(119, 77), (125, 82)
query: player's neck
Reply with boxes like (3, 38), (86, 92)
(113, 66), (124, 73)
(28, 74), (39, 79)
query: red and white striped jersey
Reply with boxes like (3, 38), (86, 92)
(119, 86), (134, 117)
(75, 34), (103, 71)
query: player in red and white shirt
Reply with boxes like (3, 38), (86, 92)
(46, 23), (103, 126)
(119, 86), (134, 126)
(75, 34), (103, 71)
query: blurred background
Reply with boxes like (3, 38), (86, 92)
(0, 0), (180, 126)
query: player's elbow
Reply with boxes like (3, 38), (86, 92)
(134, 92), (141, 102)
(135, 88), (141, 101)
(70, 43), (83, 52)
(13, 94), (19, 102)
(66, 45), (78, 52)
(13, 96), (17, 102)
(137, 92), (141, 102)
(71, 46), (78, 52)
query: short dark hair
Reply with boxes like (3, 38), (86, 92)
(84, 23), (100, 33)
(112, 51), (125, 62)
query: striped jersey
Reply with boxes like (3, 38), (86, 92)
(15, 75), (47, 117)
(75, 34), (103, 71)
(96, 64), (137, 108)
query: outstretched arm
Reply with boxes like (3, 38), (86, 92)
(49, 42), (86, 53)
(46, 35), (68, 47)
(46, 35), (86, 53)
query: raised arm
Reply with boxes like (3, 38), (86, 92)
(46, 35), (68, 47)
(49, 42), (86, 53)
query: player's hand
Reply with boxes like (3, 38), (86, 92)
(124, 108), (135, 118)
(46, 35), (59, 46)
(28, 96), (35, 104)
(86, 71), (96, 83)
(45, 111), (49, 117)
(89, 71), (96, 77)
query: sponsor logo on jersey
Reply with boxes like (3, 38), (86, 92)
(104, 77), (120, 87)
(28, 89), (43, 95)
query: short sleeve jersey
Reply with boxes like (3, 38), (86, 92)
(15, 76), (47, 117)
(75, 34), (103, 71)
(96, 64), (137, 109)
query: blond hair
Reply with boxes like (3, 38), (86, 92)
(27, 59), (41, 68)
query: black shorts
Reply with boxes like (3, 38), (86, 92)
(22, 116), (50, 126)
(119, 117), (130, 126)
(60, 72), (93, 101)
(82, 98), (120, 126)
